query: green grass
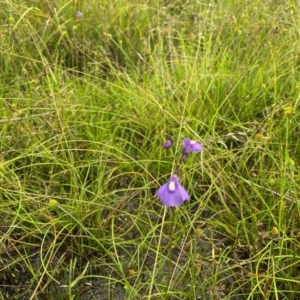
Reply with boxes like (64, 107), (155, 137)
(1, 0), (300, 299)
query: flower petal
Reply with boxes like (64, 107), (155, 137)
(156, 183), (169, 200)
(162, 191), (184, 206)
(177, 183), (190, 201)
(190, 141), (202, 152)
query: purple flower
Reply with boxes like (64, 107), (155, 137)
(162, 138), (174, 149)
(156, 175), (190, 207)
(76, 11), (83, 18)
(182, 138), (203, 154)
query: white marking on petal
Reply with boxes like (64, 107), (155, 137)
(190, 140), (196, 144)
(168, 181), (176, 191)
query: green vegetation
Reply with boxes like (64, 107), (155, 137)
(1, 0), (300, 299)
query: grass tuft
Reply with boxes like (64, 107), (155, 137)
(1, 0), (300, 299)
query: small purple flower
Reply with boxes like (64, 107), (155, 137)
(182, 138), (203, 154)
(162, 137), (174, 149)
(156, 175), (190, 207)
(76, 11), (83, 18)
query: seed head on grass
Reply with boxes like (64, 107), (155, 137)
(283, 103), (292, 116)
(156, 175), (190, 207)
(255, 133), (264, 140)
(48, 199), (58, 206)
(128, 269), (136, 276)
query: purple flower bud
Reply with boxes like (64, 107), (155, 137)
(162, 138), (174, 149)
(156, 175), (190, 207)
(76, 11), (83, 18)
